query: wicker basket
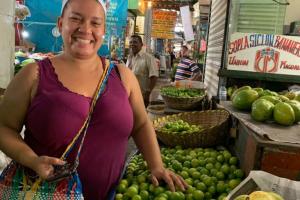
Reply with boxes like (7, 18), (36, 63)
(161, 93), (205, 110)
(153, 110), (230, 148)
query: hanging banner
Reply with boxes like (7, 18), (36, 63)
(99, 0), (128, 57)
(227, 32), (300, 75)
(180, 6), (194, 42)
(151, 9), (177, 39)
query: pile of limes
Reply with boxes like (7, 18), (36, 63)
(161, 87), (204, 98)
(160, 120), (203, 134)
(115, 146), (244, 200)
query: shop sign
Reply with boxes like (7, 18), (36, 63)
(152, 10), (177, 39)
(227, 32), (300, 75)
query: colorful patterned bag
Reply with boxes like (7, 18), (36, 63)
(0, 60), (114, 200)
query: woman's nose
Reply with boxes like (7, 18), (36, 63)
(78, 22), (92, 33)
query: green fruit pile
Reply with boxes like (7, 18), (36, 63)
(160, 120), (203, 134)
(115, 146), (244, 200)
(231, 86), (300, 126)
(161, 87), (204, 98)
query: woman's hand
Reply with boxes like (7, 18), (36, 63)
(151, 167), (188, 192)
(31, 156), (66, 179)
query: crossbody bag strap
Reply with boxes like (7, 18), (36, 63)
(60, 59), (114, 163)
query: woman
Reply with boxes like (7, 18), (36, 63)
(0, 0), (187, 199)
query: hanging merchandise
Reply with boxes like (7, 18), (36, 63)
(180, 6), (194, 42)
(15, 2), (31, 20)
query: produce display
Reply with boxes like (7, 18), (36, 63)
(160, 120), (203, 134)
(229, 86), (300, 126)
(115, 147), (244, 200)
(161, 87), (205, 98)
(234, 191), (283, 200)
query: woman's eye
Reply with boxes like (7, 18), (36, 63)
(92, 22), (101, 27)
(70, 17), (81, 22)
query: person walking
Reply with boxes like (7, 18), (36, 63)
(126, 35), (159, 107)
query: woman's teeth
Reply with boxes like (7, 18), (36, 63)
(76, 38), (91, 44)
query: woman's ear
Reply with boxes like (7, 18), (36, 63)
(57, 17), (63, 33)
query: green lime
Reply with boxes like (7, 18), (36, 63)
(117, 183), (127, 193)
(216, 155), (225, 163)
(154, 186), (165, 196)
(192, 171), (201, 179)
(186, 186), (196, 194)
(186, 193), (193, 200)
(140, 182), (149, 191)
(132, 194), (142, 200)
(191, 159), (200, 167)
(170, 192), (181, 200)
(180, 170), (190, 179)
(196, 182), (207, 192)
(140, 190), (149, 200)
(127, 186), (138, 197)
(192, 190), (205, 200)
(221, 164), (230, 175)
(216, 171), (225, 180)
(115, 193), (123, 200)
(216, 181), (226, 193)
(203, 176), (213, 187)
(208, 185), (216, 196)
(185, 178), (193, 186)
(205, 163), (214, 170)
(228, 179), (241, 189)
(120, 179), (128, 187)
(204, 192), (212, 200)
(210, 168), (218, 176)
(234, 169), (244, 179)
(137, 175), (147, 184)
(183, 161), (191, 168)
(229, 157), (238, 165)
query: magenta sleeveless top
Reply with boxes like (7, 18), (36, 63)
(24, 58), (134, 199)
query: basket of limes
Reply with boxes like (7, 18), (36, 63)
(153, 110), (230, 148)
(160, 86), (206, 110)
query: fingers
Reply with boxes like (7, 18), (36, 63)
(43, 156), (66, 166)
(170, 172), (187, 191)
(178, 175), (189, 189)
(162, 171), (176, 192)
(151, 175), (159, 187)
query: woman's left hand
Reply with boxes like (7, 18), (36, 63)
(150, 168), (188, 192)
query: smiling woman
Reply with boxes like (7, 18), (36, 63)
(58, 0), (106, 59)
(0, 0), (187, 199)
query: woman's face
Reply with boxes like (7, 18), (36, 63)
(58, 0), (105, 59)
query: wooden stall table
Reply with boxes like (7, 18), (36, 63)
(219, 101), (300, 181)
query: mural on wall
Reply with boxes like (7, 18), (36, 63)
(24, 0), (127, 56)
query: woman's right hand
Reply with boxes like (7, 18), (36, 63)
(31, 156), (66, 180)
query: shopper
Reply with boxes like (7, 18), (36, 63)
(0, 0), (187, 199)
(175, 45), (202, 81)
(126, 35), (159, 107)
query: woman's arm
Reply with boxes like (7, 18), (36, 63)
(0, 63), (64, 178)
(117, 65), (187, 191)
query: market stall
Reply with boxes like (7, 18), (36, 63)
(220, 101), (300, 180)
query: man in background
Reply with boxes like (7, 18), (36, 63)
(175, 45), (202, 81)
(126, 35), (158, 107)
